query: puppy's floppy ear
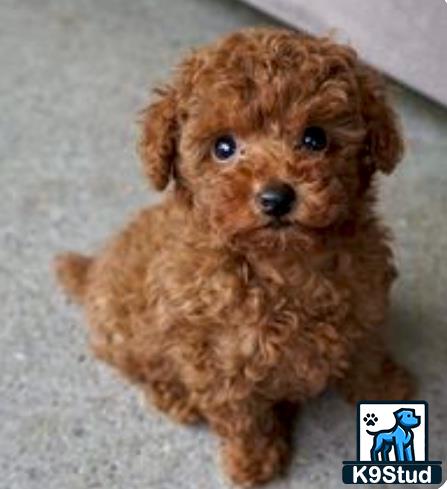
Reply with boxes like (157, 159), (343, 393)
(394, 409), (406, 421)
(357, 66), (404, 175)
(138, 86), (178, 191)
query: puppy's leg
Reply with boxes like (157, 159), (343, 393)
(206, 399), (293, 486)
(87, 313), (201, 427)
(370, 439), (381, 462)
(336, 334), (415, 403)
(394, 440), (406, 462)
(143, 378), (201, 425)
(382, 444), (392, 462)
(93, 337), (201, 424)
(404, 444), (414, 462)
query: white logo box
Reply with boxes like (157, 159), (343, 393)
(358, 402), (427, 462)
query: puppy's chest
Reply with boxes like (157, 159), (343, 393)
(227, 254), (351, 327)
(240, 260), (351, 347)
(163, 252), (350, 327)
(166, 253), (352, 356)
(157, 252), (354, 396)
(205, 259), (352, 396)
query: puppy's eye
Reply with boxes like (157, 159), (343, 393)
(301, 126), (327, 151)
(213, 135), (237, 162)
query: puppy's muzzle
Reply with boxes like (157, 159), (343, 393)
(257, 182), (296, 218)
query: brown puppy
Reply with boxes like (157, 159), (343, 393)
(55, 28), (414, 486)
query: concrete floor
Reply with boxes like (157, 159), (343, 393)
(1, 0), (446, 488)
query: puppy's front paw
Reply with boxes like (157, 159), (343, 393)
(341, 357), (416, 404)
(221, 436), (288, 486)
(144, 381), (201, 425)
(379, 358), (416, 400)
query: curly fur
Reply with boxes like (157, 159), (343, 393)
(55, 28), (414, 486)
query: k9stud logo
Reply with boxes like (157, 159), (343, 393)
(342, 401), (443, 484)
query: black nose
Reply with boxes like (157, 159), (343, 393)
(257, 183), (296, 217)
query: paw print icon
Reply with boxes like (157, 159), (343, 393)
(363, 413), (378, 426)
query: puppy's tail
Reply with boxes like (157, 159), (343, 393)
(54, 252), (93, 303)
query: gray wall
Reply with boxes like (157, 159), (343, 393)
(243, 0), (447, 106)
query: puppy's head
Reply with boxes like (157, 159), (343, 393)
(394, 409), (421, 429)
(139, 28), (403, 249)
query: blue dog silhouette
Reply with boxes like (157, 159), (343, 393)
(368, 408), (421, 462)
